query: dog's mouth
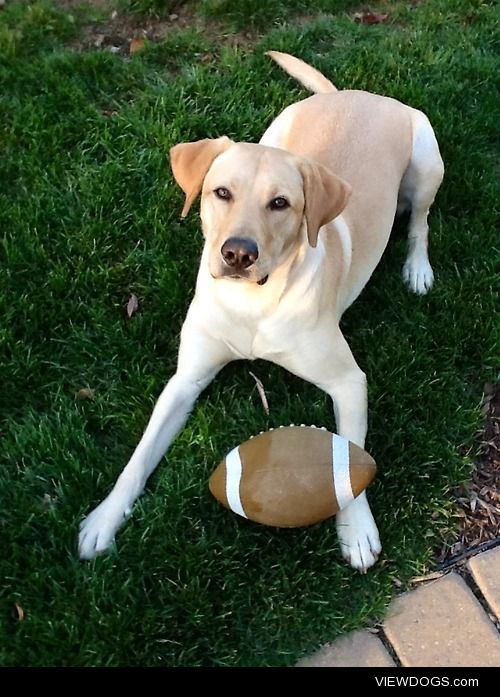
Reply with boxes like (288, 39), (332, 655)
(215, 272), (269, 286)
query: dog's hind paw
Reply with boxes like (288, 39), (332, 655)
(78, 496), (131, 560)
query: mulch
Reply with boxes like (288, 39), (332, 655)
(438, 383), (500, 568)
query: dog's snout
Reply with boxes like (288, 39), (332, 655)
(221, 237), (259, 270)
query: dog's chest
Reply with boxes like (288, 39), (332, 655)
(216, 310), (305, 361)
(205, 282), (318, 362)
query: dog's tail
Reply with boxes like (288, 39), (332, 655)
(266, 50), (337, 93)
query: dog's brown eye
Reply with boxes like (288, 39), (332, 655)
(269, 196), (289, 210)
(214, 187), (232, 201)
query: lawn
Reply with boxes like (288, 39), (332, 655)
(0, 0), (498, 667)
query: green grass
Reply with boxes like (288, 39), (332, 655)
(199, 0), (366, 31)
(119, 0), (365, 28)
(1, 0), (499, 667)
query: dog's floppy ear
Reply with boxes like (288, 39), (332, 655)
(170, 136), (233, 218)
(299, 159), (351, 247)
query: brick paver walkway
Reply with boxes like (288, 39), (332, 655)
(298, 546), (500, 667)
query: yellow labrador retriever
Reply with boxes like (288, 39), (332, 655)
(79, 52), (444, 571)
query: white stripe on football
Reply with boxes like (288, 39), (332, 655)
(209, 426), (376, 527)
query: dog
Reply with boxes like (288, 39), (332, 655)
(78, 51), (444, 571)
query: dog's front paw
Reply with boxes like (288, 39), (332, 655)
(402, 255), (434, 295)
(78, 496), (131, 560)
(335, 492), (381, 573)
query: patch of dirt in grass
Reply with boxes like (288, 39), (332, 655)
(438, 383), (500, 567)
(63, 1), (257, 56)
(57, 0), (112, 9)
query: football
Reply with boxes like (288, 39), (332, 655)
(209, 426), (377, 527)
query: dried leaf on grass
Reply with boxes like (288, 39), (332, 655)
(42, 493), (56, 510)
(410, 570), (444, 585)
(14, 603), (24, 621)
(129, 37), (145, 55)
(249, 371), (269, 415)
(353, 11), (390, 24)
(199, 53), (215, 64)
(126, 293), (139, 318)
(77, 387), (95, 400)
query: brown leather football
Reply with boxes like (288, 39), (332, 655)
(209, 426), (377, 527)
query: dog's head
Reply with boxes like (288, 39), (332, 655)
(170, 138), (350, 285)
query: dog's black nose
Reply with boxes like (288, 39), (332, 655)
(221, 237), (259, 270)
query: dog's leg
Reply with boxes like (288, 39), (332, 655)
(78, 322), (232, 560)
(400, 112), (444, 295)
(278, 329), (381, 573)
(328, 372), (381, 574)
